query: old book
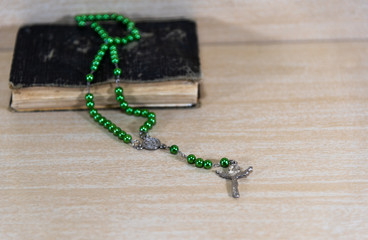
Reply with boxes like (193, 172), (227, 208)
(9, 19), (201, 111)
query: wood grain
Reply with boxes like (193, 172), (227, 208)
(1, 0), (368, 43)
(1, 18), (368, 240)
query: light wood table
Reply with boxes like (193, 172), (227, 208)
(0, 25), (367, 239)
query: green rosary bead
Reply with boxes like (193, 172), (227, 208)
(91, 22), (98, 28)
(141, 109), (149, 117)
(86, 101), (94, 109)
(116, 95), (124, 103)
(91, 65), (98, 71)
(133, 108), (141, 116)
(93, 113), (101, 122)
(101, 44), (108, 51)
(103, 120), (112, 129)
(123, 134), (132, 143)
(98, 117), (106, 125)
(114, 37), (121, 44)
(170, 145), (179, 154)
(102, 14), (110, 20)
(78, 21), (86, 27)
(106, 37), (114, 45)
(89, 109), (98, 117)
(220, 158), (229, 168)
(127, 35), (134, 42)
(97, 50), (105, 56)
(95, 26), (102, 32)
(147, 112), (156, 119)
(114, 68), (122, 76)
(140, 125), (148, 133)
(87, 15), (95, 21)
(121, 38), (128, 45)
(108, 123), (116, 133)
(86, 74), (94, 82)
(116, 15), (124, 21)
(134, 34), (141, 40)
(115, 87), (123, 95)
(111, 58), (119, 64)
(118, 131), (126, 140)
(195, 158), (204, 168)
(187, 154), (196, 164)
(148, 118), (156, 125)
(144, 121), (152, 129)
(110, 13), (117, 19)
(203, 160), (213, 169)
(120, 101), (128, 109)
(113, 127), (121, 136)
(126, 107), (133, 115)
(95, 14), (103, 20)
(85, 93), (94, 101)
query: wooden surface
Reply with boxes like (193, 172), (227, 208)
(1, 10), (368, 240)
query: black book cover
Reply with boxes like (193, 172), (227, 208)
(9, 19), (201, 89)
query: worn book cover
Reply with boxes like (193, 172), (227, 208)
(9, 19), (201, 111)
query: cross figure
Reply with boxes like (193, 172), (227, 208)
(216, 163), (253, 198)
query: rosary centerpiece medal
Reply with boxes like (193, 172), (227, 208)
(75, 13), (253, 198)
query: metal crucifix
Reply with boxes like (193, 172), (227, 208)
(216, 163), (253, 198)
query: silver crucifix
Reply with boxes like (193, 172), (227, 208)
(216, 163), (253, 198)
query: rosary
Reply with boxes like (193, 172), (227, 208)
(75, 13), (253, 198)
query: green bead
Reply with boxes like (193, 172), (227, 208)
(140, 125), (148, 133)
(113, 127), (121, 136)
(116, 15), (124, 21)
(106, 37), (114, 45)
(103, 120), (111, 129)
(126, 107), (133, 115)
(114, 37), (121, 44)
(114, 68), (122, 76)
(134, 34), (141, 40)
(123, 18), (130, 24)
(91, 65), (98, 71)
(97, 50), (105, 56)
(86, 74), (94, 82)
(123, 134), (132, 143)
(118, 131), (126, 140)
(141, 109), (149, 117)
(85, 93), (94, 101)
(95, 55), (103, 62)
(121, 37), (128, 45)
(187, 154), (196, 164)
(108, 123), (116, 133)
(127, 21), (135, 28)
(102, 14), (110, 20)
(127, 35), (134, 42)
(92, 60), (100, 66)
(116, 95), (124, 103)
(220, 158), (229, 168)
(101, 44), (108, 51)
(98, 29), (105, 35)
(133, 108), (141, 116)
(148, 118), (156, 125)
(91, 22), (98, 28)
(195, 158), (204, 168)
(98, 117), (106, 125)
(147, 112), (156, 119)
(86, 101), (94, 109)
(89, 109), (98, 117)
(110, 45), (117, 51)
(110, 50), (117, 55)
(203, 160), (213, 169)
(93, 113), (101, 122)
(78, 21), (86, 27)
(75, 15), (82, 22)
(131, 28), (139, 35)
(101, 33), (108, 39)
(170, 145), (179, 155)
(95, 14), (103, 20)
(144, 121), (152, 129)
(110, 13), (117, 19)
(87, 15), (95, 21)
(95, 26), (102, 31)
(120, 101), (128, 109)
(111, 58), (119, 64)
(115, 87), (123, 95)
